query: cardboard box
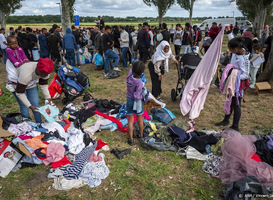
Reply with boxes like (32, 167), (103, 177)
(0, 118), (31, 178)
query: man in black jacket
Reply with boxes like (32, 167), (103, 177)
(161, 23), (170, 43)
(137, 22), (150, 63)
(26, 27), (38, 61)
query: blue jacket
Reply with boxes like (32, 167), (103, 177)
(62, 28), (78, 51)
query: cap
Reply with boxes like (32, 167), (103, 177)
(37, 58), (54, 74)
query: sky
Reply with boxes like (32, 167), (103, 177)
(12, 0), (243, 18)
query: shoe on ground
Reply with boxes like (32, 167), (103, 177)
(114, 67), (121, 72)
(215, 120), (230, 127)
(230, 126), (240, 132)
(250, 84), (255, 89)
(128, 138), (134, 146)
(103, 73), (108, 78)
(111, 148), (131, 159)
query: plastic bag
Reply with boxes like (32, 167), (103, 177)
(48, 74), (63, 99)
(95, 53), (104, 66)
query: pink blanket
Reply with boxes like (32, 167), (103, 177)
(180, 28), (224, 120)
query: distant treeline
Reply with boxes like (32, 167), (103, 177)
(7, 15), (242, 24)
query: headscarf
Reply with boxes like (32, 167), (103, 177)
(264, 25), (269, 32)
(243, 31), (252, 39)
(153, 41), (171, 72)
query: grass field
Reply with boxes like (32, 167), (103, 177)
(0, 36), (273, 200)
(6, 21), (202, 30)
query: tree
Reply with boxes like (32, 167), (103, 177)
(177, 0), (195, 24)
(0, 0), (22, 30)
(143, 0), (175, 24)
(61, 0), (75, 34)
(257, 38), (273, 82)
(231, 0), (273, 37)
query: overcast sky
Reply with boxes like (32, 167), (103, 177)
(12, 0), (242, 18)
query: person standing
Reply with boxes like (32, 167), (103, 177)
(18, 28), (32, 60)
(102, 26), (121, 76)
(160, 23), (170, 42)
(261, 25), (269, 48)
(239, 23), (244, 35)
(192, 25), (202, 50)
(0, 28), (8, 64)
(26, 27), (38, 61)
(173, 24), (183, 56)
(98, 16), (105, 32)
(137, 22), (150, 63)
(182, 23), (193, 54)
(205, 24), (209, 35)
(38, 28), (50, 58)
(208, 22), (220, 41)
(119, 26), (129, 69)
(47, 28), (61, 64)
(233, 22), (239, 38)
(72, 26), (81, 67)
(62, 28), (78, 66)
(169, 24), (176, 43)
(148, 26), (154, 59)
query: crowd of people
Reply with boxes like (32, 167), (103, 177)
(0, 18), (272, 137)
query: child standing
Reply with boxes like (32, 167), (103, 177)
(6, 36), (29, 67)
(249, 44), (264, 89)
(126, 61), (145, 146)
(216, 26), (250, 132)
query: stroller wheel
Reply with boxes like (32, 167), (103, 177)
(171, 89), (176, 102)
(83, 94), (91, 101)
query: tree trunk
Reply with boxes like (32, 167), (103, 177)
(0, 10), (7, 31)
(158, 10), (163, 25)
(189, 0), (194, 25)
(257, 38), (273, 82)
(253, 2), (267, 38)
(61, 0), (71, 34)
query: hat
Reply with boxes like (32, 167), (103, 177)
(143, 22), (149, 26)
(37, 58), (54, 74)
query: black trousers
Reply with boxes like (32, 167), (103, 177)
(51, 51), (61, 63)
(170, 34), (174, 43)
(139, 45), (148, 63)
(224, 97), (242, 129)
(174, 45), (181, 56)
(148, 61), (162, 97)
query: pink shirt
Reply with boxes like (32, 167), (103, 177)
(6, 46), (29, 67)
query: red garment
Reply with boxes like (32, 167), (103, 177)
(208, 26), (220, 40)
(18, 135), (33, 140)
(95, 139), (108, 151)
(126, 110), (151, 123)
(230, 25), (233, 31)
(239, 79), (251, 91)
(251, 153), (262, 162)
(94, 110), (128, 133)
(50, 156), (72, 168)
(37, 58), (54, 74)
(194, 30), (201, 44)
(62, 119), (71, 132)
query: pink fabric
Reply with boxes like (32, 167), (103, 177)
(43, 142), (65, 166)
(220, 64), (236, 93)
(126, 110), (151, 123)
(219, 129), (273, 187)
(6, 47), (29, 67)
(223, 69), (238, 114)
(243, 31), (252, 40)
(180, 28), (225, 120)
(89, 153), (103, 162)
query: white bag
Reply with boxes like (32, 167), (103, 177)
(83, 47), (90, 61)
(156, 33), (163, 42)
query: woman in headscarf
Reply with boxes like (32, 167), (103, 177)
(242, 30), (253, 53)
(148, 41), (179, 101)
(261, 25), (269, 48)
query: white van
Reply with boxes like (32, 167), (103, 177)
(198, 18), (236, 32)
(236, 20), (253, 30)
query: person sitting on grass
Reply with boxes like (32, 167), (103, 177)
(6, 36), (29, 67)
(126, 61), (145, 146)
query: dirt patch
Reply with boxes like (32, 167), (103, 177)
(24, 170), (49, 189)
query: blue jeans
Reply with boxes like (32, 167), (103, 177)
(76, 44), (81, 66)
(66, 48), (75, 66)
(104, 49), (119, 74)
(121, 47), (129, 69)
(1, 48), (7, 64)
(182, 45), (192, 54)
(13, 86), (42, 123)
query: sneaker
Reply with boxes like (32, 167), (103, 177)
(128, 138), (134, 146)
(250, 84), (255, 89)
(114, 67), (121, 72)
(103, 72), (108, 77)
(215, 120), (230, 127)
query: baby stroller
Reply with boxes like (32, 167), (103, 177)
(55, 63), (94, 104)
(171, 53), (202, 102)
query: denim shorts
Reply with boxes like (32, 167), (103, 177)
(126, 97), (143, 116)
